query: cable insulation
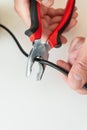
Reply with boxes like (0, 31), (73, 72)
(0, 24), (87, 89)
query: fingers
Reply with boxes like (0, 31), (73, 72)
(42, 15), (51, 26)
(47, 8), (64, 18)
(72, 11), (78, 19)
(64, 19), (77, 32)
(50, 10), (78, 25)
(57, 60), (71, 72)
(42, 14), (67, 43)
(57, 60), (71, 84)
(47, 7), (78, 19)
(67, 38), (87, 94)
(50, 15), (62, 25)
(47, 7), (78, 18)
(67, 62), (87, 90)
(64, 13), (78, 32)
(57, 38), (87, 95)
(68, 37), (85, 65)
(60, 36), (67, 44)
(47, 7), (78, 32)
(64, 7), (78, 32)
(69, 37), (85, 53)
(76, 88), (87, 95)
(57, 59), (87, 95)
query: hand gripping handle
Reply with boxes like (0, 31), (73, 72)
(25, 0), (42, 42)
(48, 0), (75, 48)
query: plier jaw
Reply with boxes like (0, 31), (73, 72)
(26, 40), (51, 80)
(25, 0), (75, 80)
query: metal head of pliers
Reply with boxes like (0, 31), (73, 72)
(25, 0), (75, 80)
(26, 40), (51, 80)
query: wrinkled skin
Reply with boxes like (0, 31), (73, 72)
(57, 37), (87, 95)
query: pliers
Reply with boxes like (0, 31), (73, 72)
(25, 0), (75, 80)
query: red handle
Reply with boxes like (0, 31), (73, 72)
(25, 0), (42, 42)
(48, 0), (75, 48)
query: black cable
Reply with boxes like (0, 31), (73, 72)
(0, 24), (28, 57)
(0, 24), (87, 89)
(0, 24), (68, 75)
(35, 58), (68, 76)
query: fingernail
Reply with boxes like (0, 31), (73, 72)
(70, 74), (82, 89)
(41, 0), (52, 7)
(42, 0), (48, 4)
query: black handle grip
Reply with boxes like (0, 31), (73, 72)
(25, 0), (42, 43)
(25, 0), (40, 37)
(83, 84), (87, 90)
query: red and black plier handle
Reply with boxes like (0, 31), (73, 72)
(25, 0), (75, 48)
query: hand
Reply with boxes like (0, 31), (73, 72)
(14, 0), (78, 43)
(57, 37), (87, 95)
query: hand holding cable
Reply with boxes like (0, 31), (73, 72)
(57, 37), (87, 94)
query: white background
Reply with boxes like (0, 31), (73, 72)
(0, 0), (87, 130)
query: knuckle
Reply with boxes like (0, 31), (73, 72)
(70, 85), (80, 91)
(69, 37), (80, 51)
(73, 37), (79, 43)
(75, 60), (87, 82)
(71, 37), (84, 45)
(77, 60), (87, 72)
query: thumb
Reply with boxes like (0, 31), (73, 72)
(37, 0), (54, 7)
(67, 38), (87, 90)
